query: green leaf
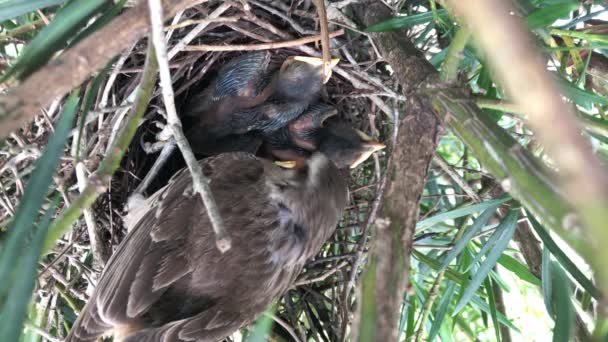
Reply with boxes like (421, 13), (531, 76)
(555, 75), (608, 109)
(498, 254), (541, 286)
(525, 2), (577, 29)
(0, 198), (59, 341)
(484, 279), (501, 342)
(428, 282), (456, 342)
(454, 210), (518, 314)
(551, 261), (574, 342)
(417, 196), (509, 230)
(541, 245), (554, 317)
(0, 0), (64, 21)
(1, 0), (106, 81)
(245, 310), (275, 342)
(439, 206), (498, 271)
(470, 296), (520, 332)
(0, 91), (79, 296)
(68, 0), (126, 47)
(365, 9), (449, 32)
(528, 213), (601, 300)
(466, 216), (516, 271)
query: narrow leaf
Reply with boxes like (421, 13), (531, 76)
(365, 9), (449, 32)
(484, 279), (501, 342)
(528, 213), (601, 299)
(0, 199), (58, 341)
(551, 261), (574, 342)
(0, 92), (78, 296)
(0, 0), (64, 21)
(454, 210), (518, 314)
(417, 196), (509, 230)
(1, 0), (106, 81)
(498, 254), (541, 286)
(440, 206), (498, 271)
(428, 282), (456, 341)
(525, 2), (577, 29)
(541, 245), (554, 317)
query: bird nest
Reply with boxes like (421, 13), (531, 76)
(0, 1), (397, 340)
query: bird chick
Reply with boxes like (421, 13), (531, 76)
(262, 104), (386, 169)
(186, 55), (339, 154)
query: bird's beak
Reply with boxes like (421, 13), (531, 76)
(292, 56), (340, 84)
(364, 141), (387, 153)
(320, 108), (338, 125)
(274, 160), (297, 169)
(349, 129), (386, 169)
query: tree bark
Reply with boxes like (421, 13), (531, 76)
(351, 2), (440, 341)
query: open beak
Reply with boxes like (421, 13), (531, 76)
(292, 56), (340, 83)
(274, 160), (297, 169)
(349, 129), (386, 169)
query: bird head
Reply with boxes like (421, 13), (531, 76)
(317, 124), (386, 169)
(274, 56), (339, 101)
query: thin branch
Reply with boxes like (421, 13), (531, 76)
(182, 29), (344, 51)
(164, 16), (241, 31)
(148, 0), (231, 252)
(43, 41), (159, 254)
(313, 0), (333, 82)
(433, 155), (481, 202)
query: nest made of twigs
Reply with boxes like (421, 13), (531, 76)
(0, 1), (397, 341)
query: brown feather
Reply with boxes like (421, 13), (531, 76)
(66, 152), (347, 342)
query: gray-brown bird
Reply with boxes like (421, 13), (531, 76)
(66, 152), (348, 342)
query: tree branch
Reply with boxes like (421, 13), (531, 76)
(0, 0), (201, 138)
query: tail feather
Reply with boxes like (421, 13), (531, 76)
(64, 295), (111, 342)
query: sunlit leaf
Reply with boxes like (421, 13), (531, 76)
(365, 9), (449, 32)
(428, 282), (456, 341)
(439, 206), (498, 271)
(498, 254), (541, 286)
(528, 213), (601, 300)
(454, 210), (518, 314)
(0, 0), (64, 21)
(1, 0), (106, 81)
(417, 196), (509, 230)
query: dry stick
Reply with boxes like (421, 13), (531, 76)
(433, 155), (481, 202)
(182, 29), (344, 51)
(43, 42), (159, 254)
(313, 0), (333, 82)
(164, 16), (240, 31)
(148, 0), (231, 253)
(449, 0), (608, 292)
(168, 2), (233, 60)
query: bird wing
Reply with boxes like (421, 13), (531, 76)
(211, 51), (274, 100)
(67, 153), (268, 342)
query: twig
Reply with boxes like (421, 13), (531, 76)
(24, 321), (60, 342)
(165, 16), (241, 31)
(433, 155), (481, 202)
(148, 0), (231, 253)
(43, 41), (159, 254)
(183, 29), (344, 51)
(313, 0), (333, 82)
(295, 261), (349, 286)
(168, 2), (233, 59)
